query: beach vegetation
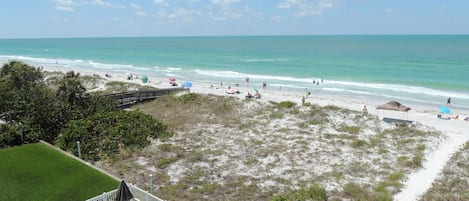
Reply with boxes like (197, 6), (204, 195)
(116, 93), (444, 200)
(0, 124), (21, 148)
(57, 110), (167, 161)
(351, 139), (368, 149)
(338, 124), (360, 134)
(270, 184), (328, 201)
(422, 141), (469, 200)
(104, 81), (156, 93)
(157, 157), (179, 169)
(269, 112), (285, 119)
(275, 101), (297, 109)
(0, 61), (119, 147)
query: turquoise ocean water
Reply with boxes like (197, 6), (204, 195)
(1, 35), (468, 111)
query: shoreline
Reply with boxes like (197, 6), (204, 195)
(3, 55), (469, 113)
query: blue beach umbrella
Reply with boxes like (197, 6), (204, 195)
(182, 81), (192, 89)
(439, 106), (450, 114)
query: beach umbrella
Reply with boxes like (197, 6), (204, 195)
(141, 75), (148, 83)
(253, 88), (259, 93)
(439, 106), (451, 114)
(115, 180), (133, 201)
(169, 77), (176, 82)
(182, 81), (192, 89)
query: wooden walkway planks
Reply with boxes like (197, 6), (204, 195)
(103, 88), (188, 107)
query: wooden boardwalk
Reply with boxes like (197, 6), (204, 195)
(103, 88), (188, 107)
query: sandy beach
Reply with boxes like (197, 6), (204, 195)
(42, 66), (469, 200)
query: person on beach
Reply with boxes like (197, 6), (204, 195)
(447, 97), (451, 107)
(262, 82), (267, 89)
(302, 96), (305, 105)
(363, 105), (368, 114)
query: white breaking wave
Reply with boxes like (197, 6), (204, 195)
(326, 80), (469, 100)
(194, 69), (321, 83)
(195, 69), (469, 100)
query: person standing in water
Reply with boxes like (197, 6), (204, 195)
(447, 97), (451, 108)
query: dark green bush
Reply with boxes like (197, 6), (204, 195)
(178, 93), (201, 103)
(0, 124), (20, 148)
(277, 101), (296, 109)
(270, 184), (328, 201)
(57, 110), (168, 160)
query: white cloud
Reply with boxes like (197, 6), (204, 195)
(211, 0), (240, 10)
(385, 8), (393, 14)
(154, 0), (169, 7)
(92, 0), (112, 7)
(168, 8), (201, 23)
(51, 0), (79, 11)
(278, 0), (339, 17)
(56, 5), (75, 11)
(130, 3), (140, 10)
(209, 0), (262, 21)
(129, 3), (147, 16)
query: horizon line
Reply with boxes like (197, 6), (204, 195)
(1, 33), (469, 40)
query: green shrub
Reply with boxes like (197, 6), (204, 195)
(351, 139), (368, 149)
(157, 157), (179, 169)
(0, 124), (21, 148)
(269, 112), (285, 119)
(57, 110), (168, 160)
(178, 93), (201, 103)
(411, 153), (423, 168)
(338, 125), (360, 134)
(270, 184), (327, 201)
(277, 101), (296, 109)
(343, 182), (370, 201)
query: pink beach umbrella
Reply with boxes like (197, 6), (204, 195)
(169, 77), (176, 82)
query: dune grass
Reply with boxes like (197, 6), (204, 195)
(0, 143), (118, 201)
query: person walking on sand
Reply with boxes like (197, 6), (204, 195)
(447, 97), (451, 108)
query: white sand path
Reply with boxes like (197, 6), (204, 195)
(394, 113), (469, 201)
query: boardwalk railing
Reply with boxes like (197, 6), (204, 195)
(86, 183), (165, 201)
(86, 189), (117, 201)
(103, 88), (188, 107)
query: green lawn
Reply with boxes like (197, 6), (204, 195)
(0, 143), (119, 201)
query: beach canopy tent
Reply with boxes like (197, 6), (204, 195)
(141, 75), (148, 83)
(115, 180), (133, 201)
(376, 101), (411, 121)
(377, 101), (411, 112)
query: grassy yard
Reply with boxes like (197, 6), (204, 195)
(0, 143), (119, 201)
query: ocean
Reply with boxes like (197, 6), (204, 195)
(1, 35), (468, 111)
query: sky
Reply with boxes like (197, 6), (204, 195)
(1, 0), (468, 38)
